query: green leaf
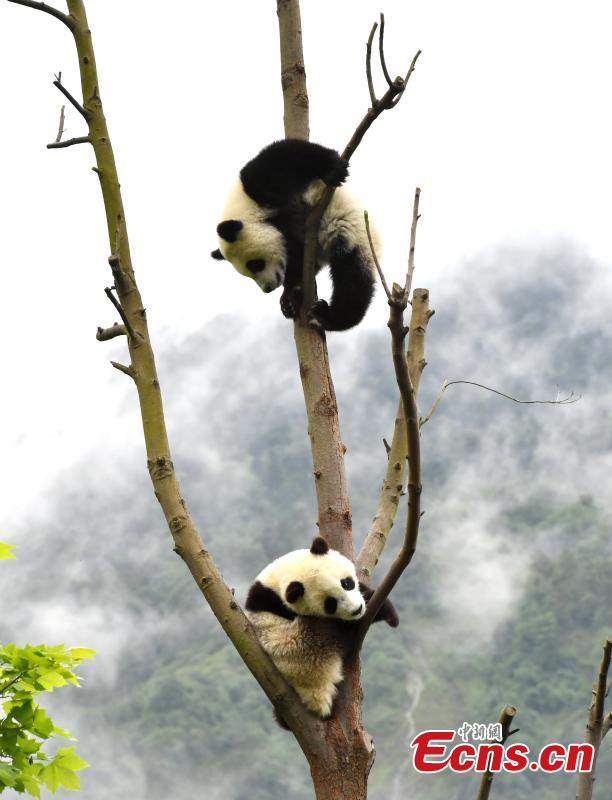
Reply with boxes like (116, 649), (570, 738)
(0, 542), (15, 560)
(68, 648), (96, 662)
(54, 747), (88, 772)
(40, 760), (84, 792)
(0, 763), (18, 788)
(19, 772), (41, 798)
(36, 672), (67, 691)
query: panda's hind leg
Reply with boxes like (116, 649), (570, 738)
(309, 238), (375, 332)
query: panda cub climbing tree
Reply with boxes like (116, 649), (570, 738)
(246, 536), (398, 726)
(211, 139), (381, 331)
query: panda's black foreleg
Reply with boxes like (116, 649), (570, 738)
(279, 239), (305, 319)
(359, 583), (400, 627)
(309, 240), (375, 332)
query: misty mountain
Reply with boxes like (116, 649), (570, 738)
(3, 241), (611, 800)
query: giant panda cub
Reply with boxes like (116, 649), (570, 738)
(211, 139), (381, 331)
(245, 536), (398, 724)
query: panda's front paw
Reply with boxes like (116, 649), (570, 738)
(280, 285), (302, 319)
(325, 158), (349, 188)
(307, 299), (330, 331)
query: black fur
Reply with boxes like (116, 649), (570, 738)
(285, 581), (305, 604)
(240, 139), (348, 208)
(217, 219), (243, 242)
(215, 140), (375, 332)
(324, 596), (338, 615)
(359, 582), (400, 628)
(310, 536), (330, 555)
(245, 581), (296, 620)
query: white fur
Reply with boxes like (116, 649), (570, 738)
(216, 179), (381, 293)
(247, 546), (363, 718)
(249, 612), (344, 717)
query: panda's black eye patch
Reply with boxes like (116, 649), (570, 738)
(324, 597), (338, 615)
(285, 581), (305, 604)
(246, 258), (266, 273)
(217, 219), (243, 242)
(341, 577), (355, 591)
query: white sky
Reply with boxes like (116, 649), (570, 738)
(0, 0), (611, 529)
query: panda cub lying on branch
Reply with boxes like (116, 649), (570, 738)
(246, 536), (398, 725)
(211, 139), (381, 331)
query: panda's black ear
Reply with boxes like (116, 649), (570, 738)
(210, 248), (225, 261)
(310, 536), (329, 555)
(217, 219), (243, 242)
(285, 581), (305, 604)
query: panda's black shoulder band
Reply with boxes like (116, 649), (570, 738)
(246, 581), (296, 620)
(310, 536), (330, 555)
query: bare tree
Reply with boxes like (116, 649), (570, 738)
(5, 0), (427, 797)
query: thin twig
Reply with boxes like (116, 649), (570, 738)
(378, 13), (393, 87)
(364, 210), (391, 300)
(419, 380), (580, 427)
(104, 286), (136, 341)
(96, 323), (126, 341)
(54, 104), (65, 143)
(6, 0), (74, 30)
(53, 79), (89, 120)
(0, 671), (27, 696)
(405, 187), (421, 296)
(365, 22), (378, 106)
(391, 49), (422, 107)
(110, 361), (134, 379)
(47, 135), (91, 149)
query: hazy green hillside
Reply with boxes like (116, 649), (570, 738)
(3, 243), (611, 799)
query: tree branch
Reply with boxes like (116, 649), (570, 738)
(378, 14), (393, 88)
(104, 285), (136, 342)
(5, 0), (74, 30)
(357, 287), (431, 582)
(52, 78), (89, 120)
(356, 277), (422, 646)
(277, 0), (354, 558)
(419, 380), (579, 428)
(47, 135), (91, 149)
(110, 360), (134, 379)
(365, 22), (378, 106)
(405, 186), (420, 296)
(476, 705), (518, 800)
(576, 638), (612, 800)
(357, 189), (431, 583)
(54, 104), (65, 143)
(96, 323), (126, 341)
(276, 0), (309, 140)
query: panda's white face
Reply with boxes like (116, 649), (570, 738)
(213, 180), (287, 294)
(255, 541), (365, 622)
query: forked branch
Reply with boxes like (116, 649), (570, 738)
(356, 189), (423, 645)
(301, 17), (421, 314)
(358, 189), (431, 582)
(8, 0), (325, 757)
